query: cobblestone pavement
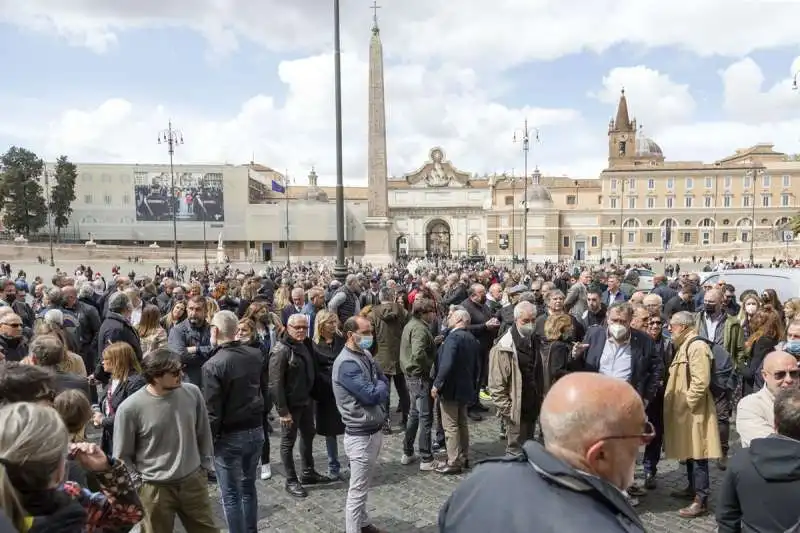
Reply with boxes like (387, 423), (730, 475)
(197, 409), (729, 533)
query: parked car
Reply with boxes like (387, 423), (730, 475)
(700, 269), (800, 303)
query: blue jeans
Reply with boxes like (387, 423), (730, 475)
(326, 435), (341, 475)
(214, 427), (265, 533)
(403, 377), (433, 461)
(686, 459), (710, 503)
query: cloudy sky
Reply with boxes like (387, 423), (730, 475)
(1, 0), (800, 184)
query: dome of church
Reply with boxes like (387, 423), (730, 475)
(523, 168), (553, 208)
(636, 137), (663, 157)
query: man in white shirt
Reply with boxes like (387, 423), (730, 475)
(736, 350), (799, 447)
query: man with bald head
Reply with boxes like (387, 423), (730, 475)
(736, 350), (800, 447)
(693, 287), (744, 470)
(439, 372), (647, 533)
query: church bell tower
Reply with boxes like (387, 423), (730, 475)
(608, 89), (637, 167)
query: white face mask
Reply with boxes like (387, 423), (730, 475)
(608, 323), (628, 340)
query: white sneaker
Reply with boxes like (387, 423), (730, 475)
(401, 454), (418, 465)
(260, 464), (272, 480)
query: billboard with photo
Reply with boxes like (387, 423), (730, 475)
(134, 171), (225, 222)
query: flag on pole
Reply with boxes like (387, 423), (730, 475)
(271, 179), (285, 193)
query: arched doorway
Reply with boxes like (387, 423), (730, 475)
(395, 234), (409, 258)
(426, 219), (451, 257)
(467, 235), (481, 256)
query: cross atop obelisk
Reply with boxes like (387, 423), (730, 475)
(371, 1), (381, 33)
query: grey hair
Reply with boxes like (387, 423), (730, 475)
(608, 302), (633, 319)
(108, 291), (132, 314)
(450, 308), (471, 325)
(0, 402), (69, 526)
(287, 313), (309, 327)
(379, 287), (394, 303)
(291, 287), (304, 299)
(513, 301), (535, 320)
(547, 289), (565, 302)
(671, 311), (695, 327)
(211, 310), (238, 341)
(345, 274), (358, 286)
(77, 282), (94, 299)
(46, 287), (63, 307)
(775, 388), (800, 440)
(43, 308), (63, 326)
(642, 293), (662, 306)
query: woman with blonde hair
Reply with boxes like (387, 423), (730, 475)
(137, 304), (167, 356)
(94, 342), (145, 455)
(311, 310), (346, 479)
(205, 297), (220, 321)
(0, 402), (143, 531)
(541, 313), (577, 395)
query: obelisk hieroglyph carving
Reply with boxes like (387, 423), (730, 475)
(362, 1), (393, 265)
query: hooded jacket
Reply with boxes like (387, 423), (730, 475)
(439, 440), (645, 533)
(716, 435), (800, 533)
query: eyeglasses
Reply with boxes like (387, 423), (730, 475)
(600, 420), (656, 445)
(772, 370), (800, 381)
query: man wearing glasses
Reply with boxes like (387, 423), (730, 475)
(0, 312), (26, 361)
(736, 350), (800, 447)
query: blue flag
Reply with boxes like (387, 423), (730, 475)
(271, 180), (285, 193)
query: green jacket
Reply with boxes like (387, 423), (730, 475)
(694, 313), (746, 367)
(399, 316), (436, 379)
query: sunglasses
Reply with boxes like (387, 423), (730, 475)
(648, 320), (663, 326)
(600, 420), (656, 445)
(772, 370), (800, 381)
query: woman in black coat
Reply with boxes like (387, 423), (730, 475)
(311, 310), (347, 480)
(94, 342), (145, 455)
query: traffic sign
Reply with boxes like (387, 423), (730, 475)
(782, 230), (795, 243)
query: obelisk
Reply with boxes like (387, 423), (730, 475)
(362, 1), (393, 265)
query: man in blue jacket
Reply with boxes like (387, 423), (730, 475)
(332, 315), (389, 533)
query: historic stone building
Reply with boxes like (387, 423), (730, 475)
(48, 19), (799, 264)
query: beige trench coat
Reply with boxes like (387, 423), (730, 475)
(487, 330), (522, 425)
(663, 331), (722, 461)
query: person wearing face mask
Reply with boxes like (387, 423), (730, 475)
(439, 373), (649, 533)
(332, 316), (389, 533)
(488, 301), (543, 457)
(663, 311), (722, 518)
(739, 294), (760, 341)
(692, 288), (745, 470)
(783, 320), (800, 359)
(735, 350), (800, 447)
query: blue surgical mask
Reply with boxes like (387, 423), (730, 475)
(357, 335), (373, 350)
(785, 340), (800, 355)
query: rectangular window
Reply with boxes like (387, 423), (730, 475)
(590, 236), (598, 247)
(610, 179), (617, 191)
(666, 197), (674, 209)
(84, 194), (92, 204)
(704, 196), (713, 208)
(724, 176), (732, 188)
(723, 195), (731, 208)
(782, 193), (791, 207)
(721, 232), (729, 243)
(743, 195), (751, 208)
(667, 177), (674, 190)
(685, 177), (694, 189)
(628, 197), (636, 209)
(647, 178), (655, 190)
(647, 197), (654, 209)
(609, 233), (615, 244)
(627, 232), (635, 244)
(783, 175), (791, 188)
(744, 175), (751, 188)
(610, 198), (617, 209)
(742, 232), (749, 243)
(684, 196), (693, 208)
(598, 195), (603, 205)
(133, 171), (148, 186)
(103, 194), (112, 205)
(504, 196), (513, 206)
(705, 177), (713, 189)
(500, 216), (510, 226)
(566, 195), (577, 205)
(627, 178), (636, 190)
(563, 236), (570, 248)
(762, 175), (771, 187)
(646, 232), (653, 243)
(683, 232), (691, 244)
(762, 194), (770, 207)
(122, 194), (131, 205)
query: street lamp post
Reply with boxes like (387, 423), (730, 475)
(618, 179), (625, 264)
(42, 164), (55, 267)
(157, 121), (183, 275)
(744, 166), (764, 265)
(201, 178), (208, 271)
(332, 0), (346, 282)
(513, 120), (538, 270)
(511, 170), (516, 262)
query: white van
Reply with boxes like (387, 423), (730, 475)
(700, 269), (800, 303)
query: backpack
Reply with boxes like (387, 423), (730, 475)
(687, 337), (735, 397)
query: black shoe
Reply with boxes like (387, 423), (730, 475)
(285, 480), (307, 498)
(467, 411), (483, 422)
(300, 470), (335, 484)
(432, 440), (445, 452)
(436, 463), (463, 475)
(644, 473), (657, 490)
(395, 405), (402, 413)
(381, 421), (393, 435)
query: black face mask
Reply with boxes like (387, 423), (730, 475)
(4, 293), (14, 303)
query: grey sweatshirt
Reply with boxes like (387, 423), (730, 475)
(113, 382), (213, 482)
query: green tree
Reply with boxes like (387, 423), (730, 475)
(50, 155), (77, 240)
(0, 147), (47, 237)
(792, 214), (800, 236)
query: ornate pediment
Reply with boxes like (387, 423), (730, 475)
(404, 147), (471, 188)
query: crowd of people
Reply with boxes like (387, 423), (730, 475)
(0, 258), (797, 532)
